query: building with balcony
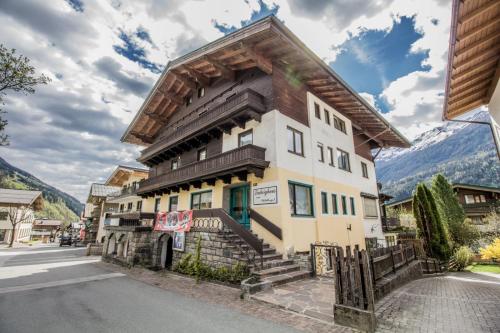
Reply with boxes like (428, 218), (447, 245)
(31, 219), (61, 242)
(85, 183), (120, 243)
(118, 16), (409, 278)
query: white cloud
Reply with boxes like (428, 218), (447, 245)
(0, 0), (453, 202)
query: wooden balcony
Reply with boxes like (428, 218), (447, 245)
(138, 145), (269, 196)
(139, 89), (266, 166)
(463, 201), (500, 215)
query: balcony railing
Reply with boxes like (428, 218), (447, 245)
(138, 145), (269, 195)
(139, 88), (266, 163)
(463, 201), (500, 212)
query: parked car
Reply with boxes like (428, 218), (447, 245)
(59, 235), (72, 247)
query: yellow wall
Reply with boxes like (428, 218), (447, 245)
(142, 165), (366, 254)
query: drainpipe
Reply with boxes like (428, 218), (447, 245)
(443, 116), (500, 160)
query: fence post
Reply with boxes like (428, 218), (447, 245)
(390, 248), (396, 274)
(310, 244), (316, 277)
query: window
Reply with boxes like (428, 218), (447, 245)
(464, 195), (474, 204)
(361, 162), (368, 178)
(136, 201), (142, 212)
(238, 129), (253, 147)
(321, 192), (328, 214)
(191, 191), (212, 210)
(324, 109), (330, 125)
(478, 195), (486, 203)
(197, 148), (207, 161)
(317, 143), (324, 162)
(314, 103), (321, 119)
(333, 116), (346, 134)
(288, 182), (314, 216)
(327, 147), (334, 166)
(197, 87), (205, 98)
(0, 212), (7, 220)
(154, 198), (161, 212)
(341, 195), (348, 215)
(169, 196), (179, 212)
(127, 202), (133, 211)
(171, 158), (179, 170)
(119, 204), (124, 212)
(337, 149), (351, 171)
(350, 197), (356, 215)
(362, 197), (378, 218)
(332, 194), (338, 214)
(185, 95), (193, 106)
(287, 127), (304, 156)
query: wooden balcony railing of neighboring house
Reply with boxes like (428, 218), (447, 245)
(463, 201), (500, 214)
(381, 217), (400, 232)
(138, 145), (269, 196)
(139, 88), (266, 165)
(110, 183), (141, 199)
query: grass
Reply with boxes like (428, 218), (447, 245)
(465, 264), (500, 274)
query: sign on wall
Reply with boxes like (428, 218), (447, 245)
(252, 183), (278, 205)
(154, 210), (193, 232)
(173, 231), (185, 252)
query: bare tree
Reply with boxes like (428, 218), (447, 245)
(7, 204), (33, 247)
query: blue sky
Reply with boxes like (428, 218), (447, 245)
(0, 0), (452, 201)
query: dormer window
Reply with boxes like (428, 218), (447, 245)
(185, 95), (193, 106)
(197, 87), (205, 98)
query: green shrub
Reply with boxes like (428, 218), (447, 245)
(453, 246), (473, 271)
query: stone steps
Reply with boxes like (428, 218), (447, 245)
(253, 264), (301, 278)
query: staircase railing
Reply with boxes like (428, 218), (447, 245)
(192, 208), (264, 258)
(248, 208), (282, 240)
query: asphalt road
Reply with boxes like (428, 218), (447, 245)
(0, 245), (300, 333)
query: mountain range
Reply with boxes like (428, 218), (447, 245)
(376, 111), (500, 202)
(0, 156), (82, 223)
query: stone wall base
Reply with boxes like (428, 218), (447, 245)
(334, 304), (376, 333)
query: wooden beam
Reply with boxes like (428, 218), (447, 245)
(449, 79), (492, 100)
(457, 17), (500, 42)
(203, 55), (234, 80)
(451, 67), (494, 90)
(158, 87), (184, 105)
(448, 99), (484, 116)
(453, 45), (500, 69)
(458, 1), (500, 25)
(180, 65), (210, 86)
(452, 55), (499, 81)
(171, 70), (196, 90)
(239, 42), (273, 74)
(449, 88), (486, 105)
(144, 112), (167, 125)
(454, 31), (500, 58)
(130, 132), (154, 144)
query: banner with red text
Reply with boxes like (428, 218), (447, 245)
(154, 210), (193, 232)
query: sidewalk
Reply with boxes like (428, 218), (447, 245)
(95, 262), (355, 333)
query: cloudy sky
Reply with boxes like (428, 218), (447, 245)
(0, 0), (454, 202)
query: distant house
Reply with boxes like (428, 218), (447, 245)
(84, 183), (120, 243)
(31, 219), (62, 242)
(443, 0), (500, 158)
(98, 166), (149, 243)
(0, 189), (43, 243)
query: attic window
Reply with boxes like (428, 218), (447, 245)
(185, 95), (193, 106)
(197, 87), (205, 98)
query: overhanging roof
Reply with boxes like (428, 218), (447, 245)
(0, 189), (43, 210)
(452, 182), (500, 193)
(122, 16), (410, 149)
(105, 165), (149, 187)
(443, 0), (500, 119)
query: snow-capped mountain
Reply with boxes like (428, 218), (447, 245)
(376, 111), (500, 201)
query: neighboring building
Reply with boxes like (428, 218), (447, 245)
(0, 189), (43, 243)
(31, 219), (62, 242)
(99, 166), (149, 242)
(384, 183), (500, 229)
(444, 0), (500, 158)
(110, 17), (409, 273)
(85, 183), (120, 243)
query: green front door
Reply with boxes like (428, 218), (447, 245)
(230, 185), (250, 229)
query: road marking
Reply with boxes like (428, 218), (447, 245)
(7, 255), (78, 262)
(0, 273), (125, 294)
(0, 247), (84, 257)
(0, 258), (101, 279)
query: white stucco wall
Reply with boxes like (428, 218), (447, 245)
(488, 81), (500, 157)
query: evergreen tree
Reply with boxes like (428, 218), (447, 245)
(431, 174), (479, 247)
(412, 183), (451, 260)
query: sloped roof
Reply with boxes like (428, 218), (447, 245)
(105, 165), (149, 187)
(443, 0), (500, 119)
(122, 15), (410, 149)
(452, 183), (500, 193)
(87, 183), (120, 203)
(33, 219), (62, 226)
(0, 188), (43, 207)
